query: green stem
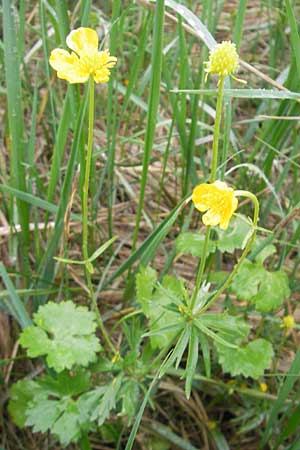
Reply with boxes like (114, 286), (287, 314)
(210, 76), (225, 182)
(82, 79), (116, 354)
(191, 76), (225, 309)
(190, 226), (211, 309)
(79, 431), (92, 450)
(196, 191), (259, 315)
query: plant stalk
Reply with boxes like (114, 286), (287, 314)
(191, 76), (225, 309)
(83, 78), (116, 354)
(196, 191), (259, 315)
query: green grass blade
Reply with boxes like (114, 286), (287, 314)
(260, 349), (300, 448)
(39, 0), (57, 138)
(285, 0), (300, 79)
(106, 0), (121, 238)
(185, 327), (199, 399)
(132, 0), (165, 250)
(46, 90), (72, 205)
(35, 87), (89, 302)
(172, 88), (300, 100)
(0, 183), (81, 221)
(233, 0), (248, 51)
(0, 263), (31, 329)
(3, 0), (30, 251)
(105, 196), (189, 287)
(80, 0), (92, 25)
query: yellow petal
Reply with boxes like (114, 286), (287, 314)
(66, 27), (99, 56)
(192, 181), (238, 229)
(49, 49), (89, 84)
(202, 209), (221, 227)
(94, 68), (110, 83)
(93, 51), (117, 83)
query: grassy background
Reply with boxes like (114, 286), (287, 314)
(1, 0), (300, 449)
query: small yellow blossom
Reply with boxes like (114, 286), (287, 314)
(259, 382), (268, 393)
(192, 180), (238, 230)
(205, 41), (239, 77)
(49, 27), (117, 84)
(207, 420), (217, 430)
(281, 315), (296, 329)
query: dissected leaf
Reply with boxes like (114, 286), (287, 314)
(8, 379), (44, 428)
(253, 270), (290, 312)
(176, 232), (216, 257)
(176, 215), (252, 257)
(216, 215), (253, 253)
(10, 371), (95, 446)
(231, 260), (290, 312)
(198, 314), (250, 341)
(252, 243), (276, 265)
(51, 401), (83, 446)
(136, 266), (157, 316)
(231, 260), (265, 301)
(26, 397), (64, 433)
(38, 370), (91, 397)
(149, 276), (184, 349)
(91, 375), (123, 426)
(136, 269), (185, 349)
(119, 379), (140, 423)
(19, 301), (101, 372)
(216, 338), (274, 379)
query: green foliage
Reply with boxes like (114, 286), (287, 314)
(136, 267), (186, 348)
(119, 379), (140, 423)
(176, 233), (216, 257)
(231, 247), (290, 312)
(216, 215), (253, 252)
(176, 215), (252, 257)
(8, 370), (125, 447)
(216, 338), (274, 379)
(8, 379), (44, 428)
(136, 267), (274, 384)
(19, 301), (101, 372)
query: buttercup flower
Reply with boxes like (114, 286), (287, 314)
(192, 180), (238, 230)
(205, 41), (239, 77)
(259, 382), (268, 393)
(49, 27), (117, 84)
(281, 315), (296, 329)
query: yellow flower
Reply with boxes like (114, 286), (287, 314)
(49, 27), (117, 84)
(281, 315), (296, 329)
(259, 382), (268, 393)
(192, 180), (238, 230)
(205, 41), (239, 77)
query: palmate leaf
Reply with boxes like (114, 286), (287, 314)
(176, 215), (252, 257)
(176, 233), (216, 257)
(19, 301), (102, 372)
(231, 260), (290, 312)
(215, 215), (253, 253)
(253, 271), (291, 312)
(136, 268), (186, 349)
(119, 379), (140, 424)
(8, 379), (44, 428)
(9, 370), (93, 446)
(216, 338), (274, 379)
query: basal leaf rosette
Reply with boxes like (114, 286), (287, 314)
(19, 301), (102, 372)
